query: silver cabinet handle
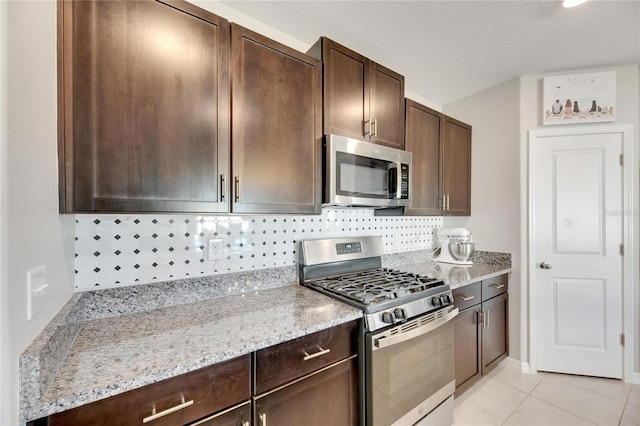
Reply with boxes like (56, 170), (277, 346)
(143, 395), (193, 423)
(489, 283), (505, 289)
(242, 422), (250, 426)
(446, 194), (450, 210)
(442, 194), (450, 210)
(259, 413), (267, 426)
(539, 262), (552, 270)
(302, 346), (331, 361)
(220, 174), (226, 202)
(372, 117), (377, 137)
(234, 176), (241, 203)
(485, 310), (490, 328)
(456, 295), (475, 301)
(478, 311), (485, 330)
(363, 118), (371, 137)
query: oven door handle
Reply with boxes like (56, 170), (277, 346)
(372, 308), (459, 350)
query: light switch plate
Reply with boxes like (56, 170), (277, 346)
(27, 265), (48, 320)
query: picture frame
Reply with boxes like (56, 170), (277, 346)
(542, 71), (616, 125)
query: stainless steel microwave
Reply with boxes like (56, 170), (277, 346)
(324, 134), (412, 207)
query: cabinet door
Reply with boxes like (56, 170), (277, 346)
(230, 24), (322, 214)
(454, 306), (481, 395)
(369, 62), (405, 149)
(321, 38), (369, 141)
(254, 357), (358, 426)
(62, 0), (230, 213)
(442, 116), (472, 216)
(404, 99), (443, 215)
(482, 292), (509, 374)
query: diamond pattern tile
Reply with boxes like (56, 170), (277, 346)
(74, 209), (443, 290)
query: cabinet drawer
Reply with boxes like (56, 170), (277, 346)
(254, 321), (357, 394)
(48, 354), (251, 426)
(452, 282), (481, 311)
(482, 274), (508, 301)
(254, 356), (359, 426)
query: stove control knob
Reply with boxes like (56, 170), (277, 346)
(381, 311), (394, 324)
(393, 308), (406, 320)
(432, 296), (442, 308)
(441, 294), (452, 306)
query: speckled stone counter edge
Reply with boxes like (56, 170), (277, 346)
(20, 266), (299, 422)
(383, 249), (512, 269)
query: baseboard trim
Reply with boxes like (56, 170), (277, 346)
(502, 357), (533, 373)
(632, 372), (640, 385)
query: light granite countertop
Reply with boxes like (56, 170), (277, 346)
(20, 250), (511, 423)
(20, 277), (362, 422)
(384, 250), (513, 288)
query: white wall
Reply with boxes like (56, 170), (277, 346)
(442, 78), (523, 361)
(1, 2), (75, 424)
(520, 65), (640, 374)
(442, 64), (640, 375)
(0, 0), (7, 422)
(442, 65), (640, 375)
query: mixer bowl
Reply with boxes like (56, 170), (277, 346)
(449, 241), (475, 262)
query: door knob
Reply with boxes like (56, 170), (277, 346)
(539, 262), (552, 270)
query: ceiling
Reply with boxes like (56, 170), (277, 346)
(220, 0), (640, 106)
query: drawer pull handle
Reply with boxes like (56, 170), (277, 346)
(143, 395), (193, 423)
(259, 413), (267, 426)
(456, 295), (475, 301)
(302, 346), (331, 361)
(489, 284), (505, 290)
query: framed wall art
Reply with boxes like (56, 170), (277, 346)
(542, 71), (616, 125)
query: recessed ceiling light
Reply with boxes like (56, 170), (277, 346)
(563, 0), (589, 7)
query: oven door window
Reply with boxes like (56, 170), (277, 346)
(336, 151), (392, 199)
(367, 317), (455, 426)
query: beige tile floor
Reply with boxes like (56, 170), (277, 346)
(453, 362), (640, 425)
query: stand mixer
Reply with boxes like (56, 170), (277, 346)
(436, 227), (475, 265)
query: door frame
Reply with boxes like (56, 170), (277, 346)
(528, 124), (635, 383)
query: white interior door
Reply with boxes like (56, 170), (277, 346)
(532, 130), (623, 379)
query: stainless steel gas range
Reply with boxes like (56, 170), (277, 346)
(299, 236), (458, 426)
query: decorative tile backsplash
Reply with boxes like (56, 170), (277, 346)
(75, 208), (443, 290)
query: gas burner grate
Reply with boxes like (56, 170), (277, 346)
(311, 268), (444, 305)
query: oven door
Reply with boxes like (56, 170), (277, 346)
(366, 307), (458, 426)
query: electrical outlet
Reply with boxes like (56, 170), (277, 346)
(208, 238), (223, 260)
(27, 265), (49, 320)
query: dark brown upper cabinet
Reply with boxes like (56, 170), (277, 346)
(404, 99), (443, 215)
(404, 99), (471, 216)
(307, 38), (405, 149)
(59, 1), (322, 215)
(59, 0), (230, 213)
(442, 115), (472, 216)
(230, 24), (322, 214)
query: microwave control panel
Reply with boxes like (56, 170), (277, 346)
(400, 164), (409, 199)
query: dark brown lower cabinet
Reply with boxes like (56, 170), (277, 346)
(189, 401), (251, 426)
(453, 274), (509, 396)
(44, 355), (250, 426)
(454, 304), (481, 392)
(254, 356), (359, 426)
(482, 292), (509, 373)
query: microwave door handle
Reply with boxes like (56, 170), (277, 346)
(388, 162), (401, 199)
(372, 308), (459, 351)
(395, 162), (402, 198)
